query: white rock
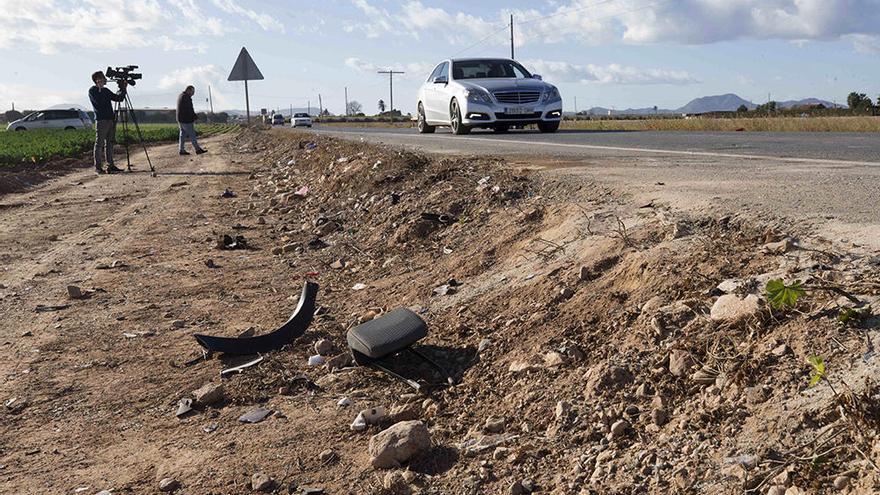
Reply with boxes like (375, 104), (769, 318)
(369, 421), (432, 469)
(158, 478), (179, 492)
(710, 294), (761, 323)
(308, 355), (325, 366)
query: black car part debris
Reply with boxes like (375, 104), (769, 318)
(346, 307), (453, 392)
(220, 355), (264, 377)
(217, 234), (247, 250)
(194, 281), (318, 354)
(420, 212), (457, 225)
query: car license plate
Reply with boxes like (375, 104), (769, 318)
(506, 107), (533, 115)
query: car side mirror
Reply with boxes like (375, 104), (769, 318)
(433, 76), (448, 84)
(532, 74), (543, 80)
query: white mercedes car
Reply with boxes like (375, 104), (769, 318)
(415, 58), (562, 135)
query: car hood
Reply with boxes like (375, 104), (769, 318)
(457, 78), (549, 93)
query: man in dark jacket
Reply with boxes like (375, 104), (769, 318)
(176, 86), (206, 155)
(89, 71), (126, 174)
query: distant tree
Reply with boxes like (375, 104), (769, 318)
(320, 108), (330, 117)
(653, 105), (658, 114)
(737, 104), (749, 113)
(346, 100), (363, 115)
(847, 92), (872, 110)
(756, 101), (777, 113)
(4, 110), (23, 122)
(378, 99), (386, 113)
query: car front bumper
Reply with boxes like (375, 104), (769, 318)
(292, 120), (312, 126)
(459, 99), (562, 126)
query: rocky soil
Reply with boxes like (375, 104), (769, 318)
(0, 127), (878, 494)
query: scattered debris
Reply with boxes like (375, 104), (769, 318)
(217, 234), (247, 250)
(192, 382), (224, 406)
(308, 355), (325, 366)
(219, 356), (265, 377)
(175, 398), (193, 418)
(67, 285), (85, 300)
(238, 408), (273, 424)
(251, 472), (273, 492)
(34, 304), (70, 313)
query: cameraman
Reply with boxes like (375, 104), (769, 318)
(176, 85), (207, 155)
(88, 71), (126, 174)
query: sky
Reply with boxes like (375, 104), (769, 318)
(2, 0), (879, 115)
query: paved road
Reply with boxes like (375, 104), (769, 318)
(304, 126), (880, 249)
(309, 126), (880, 164)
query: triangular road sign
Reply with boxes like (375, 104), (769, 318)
(228, 47), (264, 81)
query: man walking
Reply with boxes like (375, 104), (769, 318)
(176, 85), (206, 155)
(88, 71), (126, 174)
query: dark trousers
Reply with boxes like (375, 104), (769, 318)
(94, 120), (116, 168)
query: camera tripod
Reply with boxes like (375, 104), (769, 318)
(113, 91), (156, 175)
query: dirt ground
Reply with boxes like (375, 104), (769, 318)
(1, 128), (879, 495)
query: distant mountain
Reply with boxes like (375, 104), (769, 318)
(777, 98), (841, 109)
(580, 93), (844, 116)
(676, 94), (756, 114)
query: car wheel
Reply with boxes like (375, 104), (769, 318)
(417, 103), (436, 134)
(494, 125), (509, 133)
(450, 98), (470, 135)
(538, 121), (560, 133)
(64, 126), (76, 130)
(15, 127), (26, 131)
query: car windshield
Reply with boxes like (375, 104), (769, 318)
(294, 113), (309, 118)
(452, 60), (532, 80)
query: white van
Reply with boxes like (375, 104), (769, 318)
(6, 109), (94, 131)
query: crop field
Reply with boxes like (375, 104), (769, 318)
(0, 123), (238, 165)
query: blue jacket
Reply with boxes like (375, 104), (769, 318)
(89, 86), (125, 121)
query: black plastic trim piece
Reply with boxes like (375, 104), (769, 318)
(193, 281), (319, 354)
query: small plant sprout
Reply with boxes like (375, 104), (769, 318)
(766, 279), (806, 310)
(807, 355), (838, 395)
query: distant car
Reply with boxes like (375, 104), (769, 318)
(292, 112), (312, 128)
(415, 58), (562, 135)
(6, 109), (93, 131)
(271, 114), (285, 126)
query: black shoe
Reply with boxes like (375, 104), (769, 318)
(196, 148), (208, 155)
(106, 165), (124, 174)
(179, 150), (191, 156)
(95, 167), (106, 175)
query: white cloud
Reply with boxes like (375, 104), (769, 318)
(345, 57), (435, 80)
(524, 59), (699, 85)
(343, 0), (880, 52)
(847, 34), (880, 54)
(211, 0), (284, 33)
(0, 0), (280, 54)
(0, 82), (84, 110)
(158, 64), (236, 109)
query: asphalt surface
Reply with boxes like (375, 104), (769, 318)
(310, 126), (880, 164)
(302, 125), (880, 249)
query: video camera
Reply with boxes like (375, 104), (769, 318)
(105, 65), (142, 86)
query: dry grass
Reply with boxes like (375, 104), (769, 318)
(560, 116), (880, 132)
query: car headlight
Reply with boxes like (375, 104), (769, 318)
(542, 87), (561, 103)
(465, 88), (493, 104)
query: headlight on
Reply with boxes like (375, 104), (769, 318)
(542, 87), (561, 103)
(465, 88), (493, 104)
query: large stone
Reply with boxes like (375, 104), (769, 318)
(158, 478), (179, 492)
(763, 237), (794, 254)
(668, 350), (694, 377)
(368, 420), (432, 469)
(251, 472), (273, 492)
(710, 294), (761, 323)
(314, 339), (334, 356)
(192, 382), (224, 406)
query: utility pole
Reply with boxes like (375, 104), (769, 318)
(377, 69), (405, 122)
(208, 85), (214, 114)
(345, 86), (349, 116)
(318, 93), (323, 117)
(308, 100), (311, 115)
(510, 14), (515, 60)
(574, 96), (577, 116)
(289, 104), (292, 120)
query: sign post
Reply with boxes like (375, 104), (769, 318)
(227, 47), (264, 123)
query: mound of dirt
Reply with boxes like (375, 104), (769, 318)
(205, 129), (879, 494)
(1, 127), (877, 495)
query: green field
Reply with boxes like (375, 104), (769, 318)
(0, 124), (238, 165)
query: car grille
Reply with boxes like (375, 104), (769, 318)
(494, 112), (543, 120)
(492, 91), (541, 104)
